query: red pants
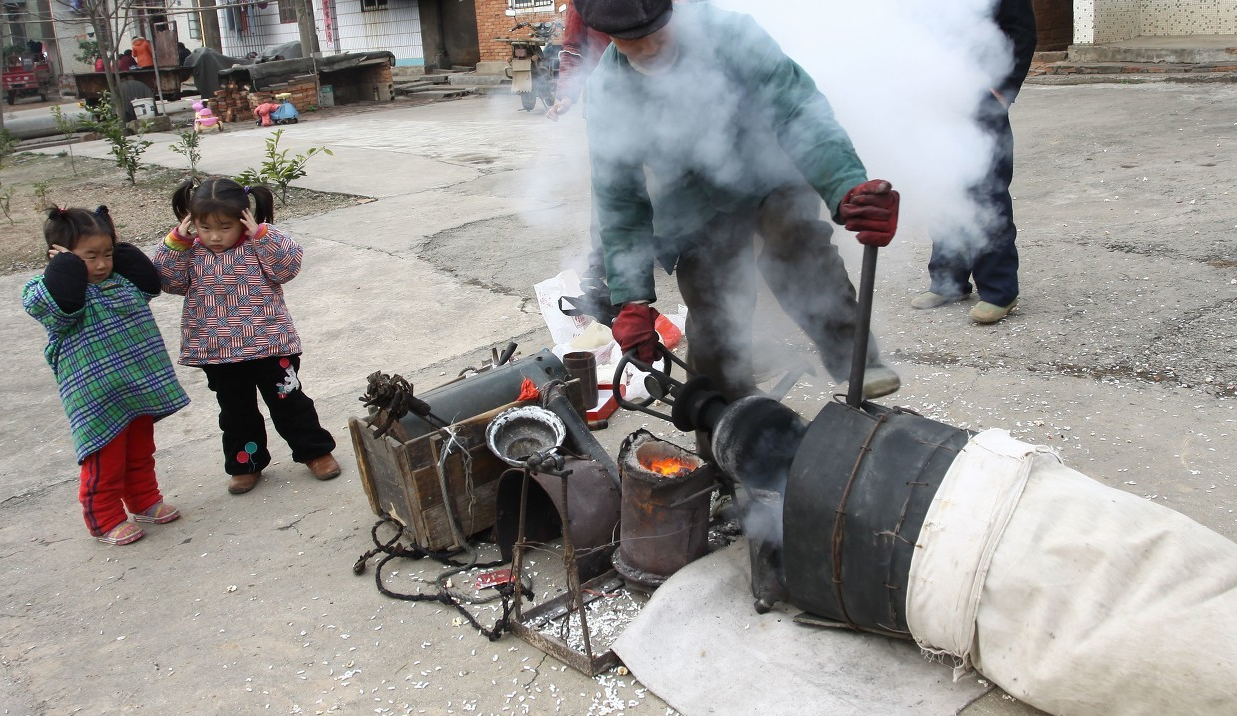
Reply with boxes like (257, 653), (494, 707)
(78, 416), (163, 536)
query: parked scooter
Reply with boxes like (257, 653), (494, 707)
(496, 21), (562, 111)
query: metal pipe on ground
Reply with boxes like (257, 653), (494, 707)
(4, 106), (90, 140)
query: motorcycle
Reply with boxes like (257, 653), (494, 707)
(495, 21), (562, 112)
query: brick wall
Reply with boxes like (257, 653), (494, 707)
(474, 0), (559, 62)
(1032, 0), (1073, 51)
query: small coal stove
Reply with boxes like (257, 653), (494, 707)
(612, 430), (714, 591)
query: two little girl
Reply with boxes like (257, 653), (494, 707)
(25, 178), (339, 545)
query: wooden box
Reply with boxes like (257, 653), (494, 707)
(349, 402), (526, 551)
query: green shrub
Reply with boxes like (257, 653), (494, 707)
(235, 128), (332, 205)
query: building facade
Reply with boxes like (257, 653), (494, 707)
(1074, 0), (1237, 44)
(214, 0), (426, 66)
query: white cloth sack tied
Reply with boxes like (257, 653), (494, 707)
(907, 429), (1237, 716)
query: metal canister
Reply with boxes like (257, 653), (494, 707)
(612, 430), (714, 591)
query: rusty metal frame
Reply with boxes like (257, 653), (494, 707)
(508, 570), (624, 676)
(508, 461), (622, 676)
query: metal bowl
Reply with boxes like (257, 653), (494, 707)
(486, 405), (567, 467)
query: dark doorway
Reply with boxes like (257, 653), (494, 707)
(421, 0), (480, 70)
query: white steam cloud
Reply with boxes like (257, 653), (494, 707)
(714, 0), (1013, 247)
(519, 0), (1017, 390)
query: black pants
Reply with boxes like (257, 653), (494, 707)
(676, 183), (882, 404)
(927, 95), (1020, 307)
(201, 355), (336, 475)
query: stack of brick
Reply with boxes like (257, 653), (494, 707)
(260, 75), (319, 111)
(212, 86), (249, 124)
(369, 63), (394, 87)
(211, 75), (319, 123)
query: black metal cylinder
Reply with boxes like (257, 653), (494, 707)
(781, 401), (971, 636)
(394, 349), (571, 440)
(563, 351), (599, 410)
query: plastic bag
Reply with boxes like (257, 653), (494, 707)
(534, 269), (594, 346)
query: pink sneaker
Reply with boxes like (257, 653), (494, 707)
(133, 502), (181, 524)
(97, 522), (145, 546)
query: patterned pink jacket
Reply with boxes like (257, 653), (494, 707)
(153, 223), (304, 366)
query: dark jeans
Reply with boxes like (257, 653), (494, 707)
(201, 355), (336, 475)
(927, 95), (1020, 307)
(675, 183), (882, 402)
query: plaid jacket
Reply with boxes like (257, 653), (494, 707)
(154, 223), (304, 366)
(23, 273), (190, 463)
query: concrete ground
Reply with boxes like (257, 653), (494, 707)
(0, 79), (1234, 716)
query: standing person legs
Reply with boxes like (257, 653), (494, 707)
(123, 414), (180, 524)
(675, 209), (760, 462)
(675, 210), (762, 402)
(202, 361), (270, 493)
(252, 355), (338, 478)
(917, 96), (1020, 322)
(755, 184), (899, 397)
(119, 415), (162, 514)
(79, 418), (163, 544)
(968, 99), (1019, 321)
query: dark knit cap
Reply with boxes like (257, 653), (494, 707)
(575, 0), (673, 39)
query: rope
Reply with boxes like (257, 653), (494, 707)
(434, 425), (480, 592)
(352, 515), (528, 642)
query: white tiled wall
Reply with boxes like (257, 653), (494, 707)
(1140, 0), (1237, 34)
(1096, 0), (1142, 42)
(219, 0), (423, 65)
(1076, 0), (1097, 43)
(1077, 0), (1237, 42)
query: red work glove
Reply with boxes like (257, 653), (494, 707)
(612, 303), (662, 364)
(838, 180), (900, 247)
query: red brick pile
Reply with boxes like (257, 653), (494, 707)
(212, 75), (319, 124)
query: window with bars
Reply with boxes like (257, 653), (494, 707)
(361, 0), (388, 12)
(509, 0), (554, 10)
(277, 0), (297, 24)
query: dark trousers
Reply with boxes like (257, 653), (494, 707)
(676, 183), (882, 402)
(201, 355), (336, 475)
(928, 95), (1020, 307)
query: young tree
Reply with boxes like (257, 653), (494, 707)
(55, 0), (144, 122)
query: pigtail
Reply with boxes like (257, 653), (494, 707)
(43, 206), (71, 258)
(92, 205), (117, 242)
(248, 185), (276, 225)
(171, 177), (198, 221)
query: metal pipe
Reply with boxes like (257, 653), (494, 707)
(846, 245), (878, 407)
(541, 382), (621, 490)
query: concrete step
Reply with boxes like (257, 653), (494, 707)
(401, 87), (476, 100)
(447, 73), (508, 87)
(393, 75), (449, 88)
(1068, 43), (1237, 65)
(1030, 60), (1237, 81)
(472, 85), (514, 96)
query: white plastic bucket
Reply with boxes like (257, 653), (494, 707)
(130, 98), (154, 118)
